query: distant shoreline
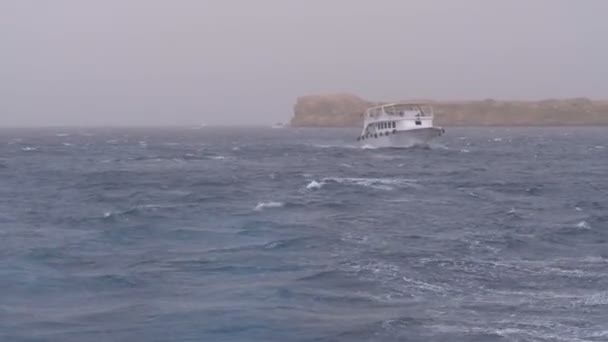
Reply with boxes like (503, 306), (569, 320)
(1, 124), (608, 130)
(290, 94), (608, 127)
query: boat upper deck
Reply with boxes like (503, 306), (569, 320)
(366, 102), (434, 121)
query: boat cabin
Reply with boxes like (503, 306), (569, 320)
(366, 103), (433, 120)
(360, 103), (435, 138)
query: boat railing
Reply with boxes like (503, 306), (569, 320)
(366, 103), (434, 119)
(366, 110), (433, 120)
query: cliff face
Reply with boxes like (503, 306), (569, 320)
(290, 94), (371, 127)
(290, 94), (608, 127)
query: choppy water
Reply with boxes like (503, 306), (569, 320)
(1, 127), (607, 341)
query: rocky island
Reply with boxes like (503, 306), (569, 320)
(290, 93), (608, 127)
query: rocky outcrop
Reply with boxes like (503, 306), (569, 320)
(290, 93), (371, 127)
(290, 94), (608, 127)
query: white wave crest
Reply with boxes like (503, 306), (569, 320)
(306, 180), (323, 190)
(402, 276), (447, 294)
(309, 143), (360, 149)
(321, 177), (418, 190)
(575, 221), (591, 229)
(254, 201), (284, 211)
(582, 291), (608, 306)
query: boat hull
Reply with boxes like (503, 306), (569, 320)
(359, 127), (444, 148)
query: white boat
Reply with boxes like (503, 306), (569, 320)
(356, 102), (445, 148)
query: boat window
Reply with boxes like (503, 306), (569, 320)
(415, 120), (421, 125)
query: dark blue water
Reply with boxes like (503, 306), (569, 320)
(1, 127), (607, 341)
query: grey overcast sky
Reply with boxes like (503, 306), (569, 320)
(1, 0), (607, 126)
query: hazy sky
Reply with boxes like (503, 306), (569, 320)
(1, 0), (607, 126)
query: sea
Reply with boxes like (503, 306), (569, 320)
(0, 126), (607, 342)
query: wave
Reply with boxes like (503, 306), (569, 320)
(581, 291), (608, 306)
(254, 201), (284, 211)
(361, 142), (449, 150)
(575, 220), (591, 229)
(426, 324), (585, 342)
(308, 143), (360, 149)
(262, 236), (315, 250)
(428, 142), (449, 150)
(102, 203), (189, 219)
(306, 180), (323, 190)
(401, 276), (447, 294)
(308, 177), (419, 191)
